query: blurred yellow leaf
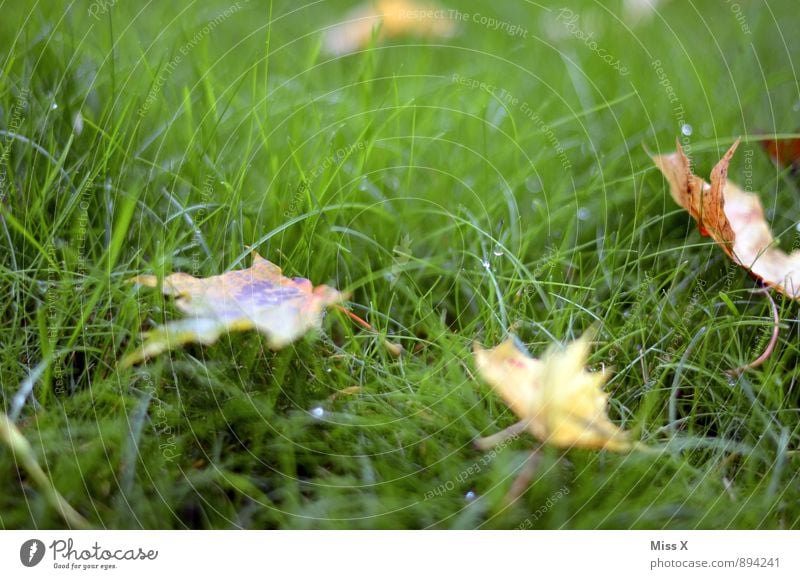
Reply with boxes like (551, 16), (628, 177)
(473, 332), (634, 452)
(324, 0), (457, 56)
(123, 252), (344, 366)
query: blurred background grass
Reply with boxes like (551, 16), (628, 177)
(0, 0), (798, 528)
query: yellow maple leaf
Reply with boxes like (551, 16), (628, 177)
(324, 0), (457, 56)
(122, 252), (344, 367)
(473, 332), (635, 452)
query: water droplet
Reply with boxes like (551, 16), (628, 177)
(492, 247), (504, 257)
(72, 112), (83, 135)
(525, 176), (542, 193)
(481, 259), (491, 270)
(51, 102), (58, 110)
(384, 175), (401, 192)
(326, 368), (332, 373)
(464, 490), (477, 502)
(681, 123), (693, 136)
(310, 406), (325, 419)
(577, 207), (591, 221)
(795, 222), (800, 232)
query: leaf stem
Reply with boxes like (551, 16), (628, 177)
(729, 288), (780, 375)
(334, 305), (404, 356)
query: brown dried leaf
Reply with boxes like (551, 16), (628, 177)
(761, 135), (800, 169)
(652, 139), (800, 298)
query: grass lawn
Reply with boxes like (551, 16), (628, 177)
(1, 0), (799, 529)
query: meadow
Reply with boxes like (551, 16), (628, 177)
(0, 0), (798, 529)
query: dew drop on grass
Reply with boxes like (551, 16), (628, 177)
(795, 222), (800, 233)
(525, 175), (542, 193)
(73, 111), (83, 135)
(577, 207), (590, 221)
(492, 247), (504, 257)
(681, 123), (693, 136)
(51, 102), (58, 110)
(310, 406), (325, 419)
(464, 490), (477, 502)
(384, 174), (400, 192)
(481, 259), (491, 270)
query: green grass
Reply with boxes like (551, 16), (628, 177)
(1, 0), (799, 529)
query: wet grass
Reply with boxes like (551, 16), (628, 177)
(0, 0), (799, 529)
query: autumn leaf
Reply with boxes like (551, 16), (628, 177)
(122, 252), (345, 367)
(760, 135), (800, 169)
(323, 0), (457, 56)
(473, 332), (634, 452)
(652, 138), (800, 299)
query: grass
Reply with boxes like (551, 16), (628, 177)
(0, 0), (799, 529)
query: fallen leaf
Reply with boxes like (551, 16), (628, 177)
(652, 139), (800, 298)
(473, 332), (634, 452)
(122, 252), (344, 366)
(760, 135), (800, 169)
(323, 0), (457, 56)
